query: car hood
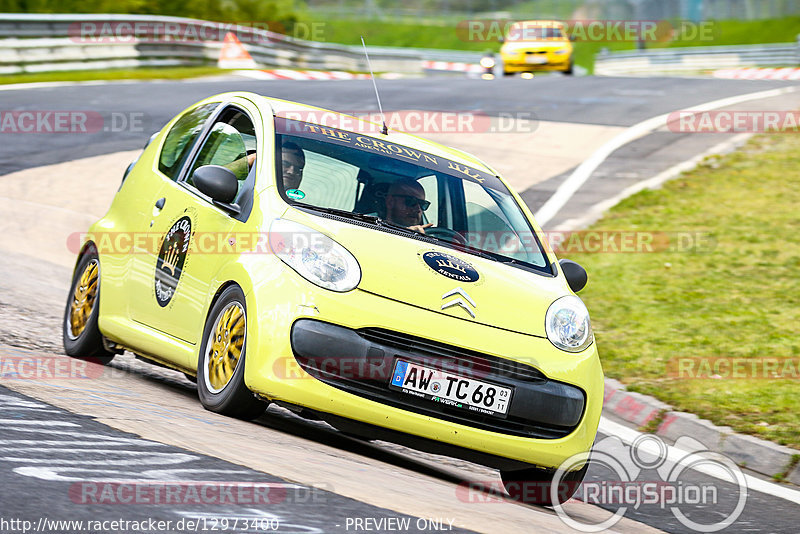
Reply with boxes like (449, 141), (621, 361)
(288, 212), (566, 338)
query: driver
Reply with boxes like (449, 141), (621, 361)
(384, 179), (433, 234)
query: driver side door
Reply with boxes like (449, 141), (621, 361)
(128, 103), (259, 367)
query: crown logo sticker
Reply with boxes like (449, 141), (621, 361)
(161, 242), (179, 277)
(436, 258), (467, 274)
(423, 252), (479, 283)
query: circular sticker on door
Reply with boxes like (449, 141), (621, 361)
(155, 216), (192, 307)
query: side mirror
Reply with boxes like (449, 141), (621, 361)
(569, 34), (577, 42)
(559, 259), (588, 293)
(192, 165), (240, 213)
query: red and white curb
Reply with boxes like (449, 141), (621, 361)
(713, 67), (800, 80)
(603, 376), (800, 487)
(233, 69), (370, 81)
(422, 60), (484, 74)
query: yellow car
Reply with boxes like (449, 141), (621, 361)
(63, 92), (601, 505)
(500, 20), (574, 75)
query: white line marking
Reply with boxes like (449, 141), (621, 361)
(0, 419), (78, 426)
(534, 86), (800, 226)
(600, 417), (800, 505)
(554, 133), (752, 231)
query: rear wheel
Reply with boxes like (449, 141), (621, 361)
(196, 285), (267, 420)
(63, 250), (115, 364)
(501, 461), (588, 506)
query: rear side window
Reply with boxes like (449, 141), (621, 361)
(158, 103), (217, 180)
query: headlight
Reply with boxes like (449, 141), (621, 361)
(269, 219), (361, 292)
(554, 48), (569, 55)
(480, 56), (496, 68)
(545, 296), (593, 352)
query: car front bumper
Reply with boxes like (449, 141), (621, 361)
(243, 271), (603, 470)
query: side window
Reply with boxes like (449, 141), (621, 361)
(184, 108), (258, 219)
(158, 103), (217, 181)
(189, 122), (249, 182)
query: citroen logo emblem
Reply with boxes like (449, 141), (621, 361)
(441, 287), (476, 318)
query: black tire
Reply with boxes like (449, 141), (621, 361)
(503, 70), (514, 76)
(196, 285), (267, 420)
(565, 60), (574, 75)
(63, 250), (115, 364)
(501, 461), (588, 506)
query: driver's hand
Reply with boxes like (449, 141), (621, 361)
(408, 223), (434, 234)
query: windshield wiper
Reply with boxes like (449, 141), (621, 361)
(302, 206), (435, 237)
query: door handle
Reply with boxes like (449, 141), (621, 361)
(155, 198), (166, 210)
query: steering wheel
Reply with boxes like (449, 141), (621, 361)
(424, 226), (467, 245)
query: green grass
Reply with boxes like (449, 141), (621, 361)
(316, 16), (800, 73)
(0, 66), (237, 86)
(563, 134), (800, 449)
(318, 19), (494, 52)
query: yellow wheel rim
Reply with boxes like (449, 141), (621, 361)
(68, 259), (99, 339)
(204, 302), (246, 393)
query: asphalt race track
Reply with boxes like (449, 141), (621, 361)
(1, 74), (799, 533)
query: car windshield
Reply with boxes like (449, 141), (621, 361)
(508, 24), (564, 41)
(274, 117), (551, 273)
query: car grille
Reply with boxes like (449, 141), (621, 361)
(291, 320), (585, 440)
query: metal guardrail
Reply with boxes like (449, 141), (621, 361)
(595, 40), (800, 76)
(0, 14), (482, 75)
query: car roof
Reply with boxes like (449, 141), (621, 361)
(253, 95), (498, 177)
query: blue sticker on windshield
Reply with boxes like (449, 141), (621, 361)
(286, 189), (305, 200)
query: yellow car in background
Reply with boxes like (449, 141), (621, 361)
(63, 92), (601, 505)
(500, 20), (574, 75)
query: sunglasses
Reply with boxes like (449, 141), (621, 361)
(390, 194), (430, 211)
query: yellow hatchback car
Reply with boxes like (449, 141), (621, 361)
(500, 20), (574, 75)
(63, 92), (601, 505)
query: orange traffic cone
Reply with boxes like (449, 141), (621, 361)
(218, 32), (258, 69)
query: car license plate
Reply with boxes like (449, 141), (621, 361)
(389, 360), (512, 417)
(525, 55), (548, 64)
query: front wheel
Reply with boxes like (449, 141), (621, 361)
(501, 461), (588, 506)
(196, 285), (267, 420)
(63, 250), (115, 364)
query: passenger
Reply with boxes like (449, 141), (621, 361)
(281, 141), (305, 191)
